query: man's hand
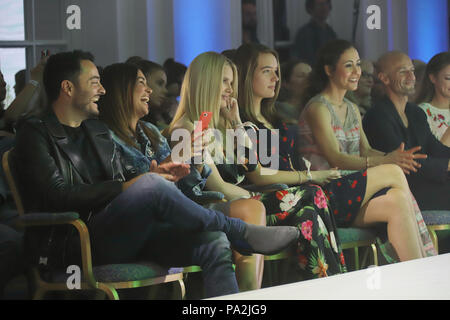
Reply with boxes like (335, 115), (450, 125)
(386, 143), (427, 174)
(149, 160), (190, 182)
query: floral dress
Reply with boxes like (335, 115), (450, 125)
(214, 125), (347, 280)
(418, 102), (450, 141)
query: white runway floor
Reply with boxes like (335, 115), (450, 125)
(210, 253), (450, 300)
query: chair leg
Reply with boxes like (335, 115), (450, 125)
(427, 227), (439, 254)
(360, 247), (370, 269)
(32, 288), (46, 300)
(371, 243), (378, 266)
(29, 268), (46, 300)
(172, 279), (186, 300)
(97, 283), (119, 300)
(353, 247), (360, 270)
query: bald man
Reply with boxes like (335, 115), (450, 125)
(363, 51), (450, 210)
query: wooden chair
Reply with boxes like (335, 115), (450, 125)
(2, 149), (186, 300)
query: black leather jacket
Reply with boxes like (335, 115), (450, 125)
(14, 112), (125, 221)
(14, 112), (125, 271)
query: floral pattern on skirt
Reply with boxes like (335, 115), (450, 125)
(253, 184), (347, 279)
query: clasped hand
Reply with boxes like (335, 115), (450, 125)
(386, 142), (427, 175)
(149, 160), (190, 182)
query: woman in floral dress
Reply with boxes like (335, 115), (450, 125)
(168, 51), (347, 280)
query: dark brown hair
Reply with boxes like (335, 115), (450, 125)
(416, 52), (450, 104)
(98, 63), (160, 151)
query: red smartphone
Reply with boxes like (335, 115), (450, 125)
(194, 111), (212, 134)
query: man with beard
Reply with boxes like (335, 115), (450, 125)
(363, 51), (450, 210)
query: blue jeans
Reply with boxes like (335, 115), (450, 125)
(88, 173), (243, 297)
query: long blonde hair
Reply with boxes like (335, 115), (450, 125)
(169, 52), (238, 134)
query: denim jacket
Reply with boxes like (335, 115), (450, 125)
(109, 121), (171, 179)
(109, 121), (221, 202)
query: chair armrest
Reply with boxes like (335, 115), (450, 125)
(17, 212), (97, 287)
(193, 191), (225, 204)
(16, 212), (80, 227)
(242, 183), (289, 193)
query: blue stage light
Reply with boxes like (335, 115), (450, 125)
(407, 0), (449, 62)
(173, 0), (232, 66)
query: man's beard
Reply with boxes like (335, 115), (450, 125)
(74, 101), (99, 120)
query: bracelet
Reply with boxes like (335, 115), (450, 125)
(29, 80), (40, 88)
(297, 171), (303, 184)
(302, 157), (313, 181)
(365, 156), (370, 169)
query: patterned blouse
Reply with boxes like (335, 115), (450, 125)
(418, 102), (450, 141)
(298, 94), (360, 175)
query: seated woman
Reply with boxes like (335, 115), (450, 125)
(97, 62), (268, 292)
(297, 39), (436, 261)
(344, 59), (375, 117)
(168, 51), (347, 281)
(416, 52), (450, 147)
(276, 59), (312, 124)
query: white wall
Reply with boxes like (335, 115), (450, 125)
(47, 0), (438, 67)
(146, 0), (174, 64)
(284, 0), (410, 61)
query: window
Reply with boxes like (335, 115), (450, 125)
(0, 0), (67, 108)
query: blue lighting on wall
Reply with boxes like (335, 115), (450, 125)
(407, 0), (449, 63)
(172, 0), (232, 66)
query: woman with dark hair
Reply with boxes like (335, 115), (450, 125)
(276, 59), (312, 123)
(297, 39), (436, 261)
(163, 58), (187, 100)
(130, 60), (173, 130)
(416, 52), (450, 147)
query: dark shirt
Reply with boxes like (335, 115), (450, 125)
(363, 96), (450, 210)
(292, 20), (337, 66)
(62, 124), (105, 184)
(248, 121), (300, 171)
